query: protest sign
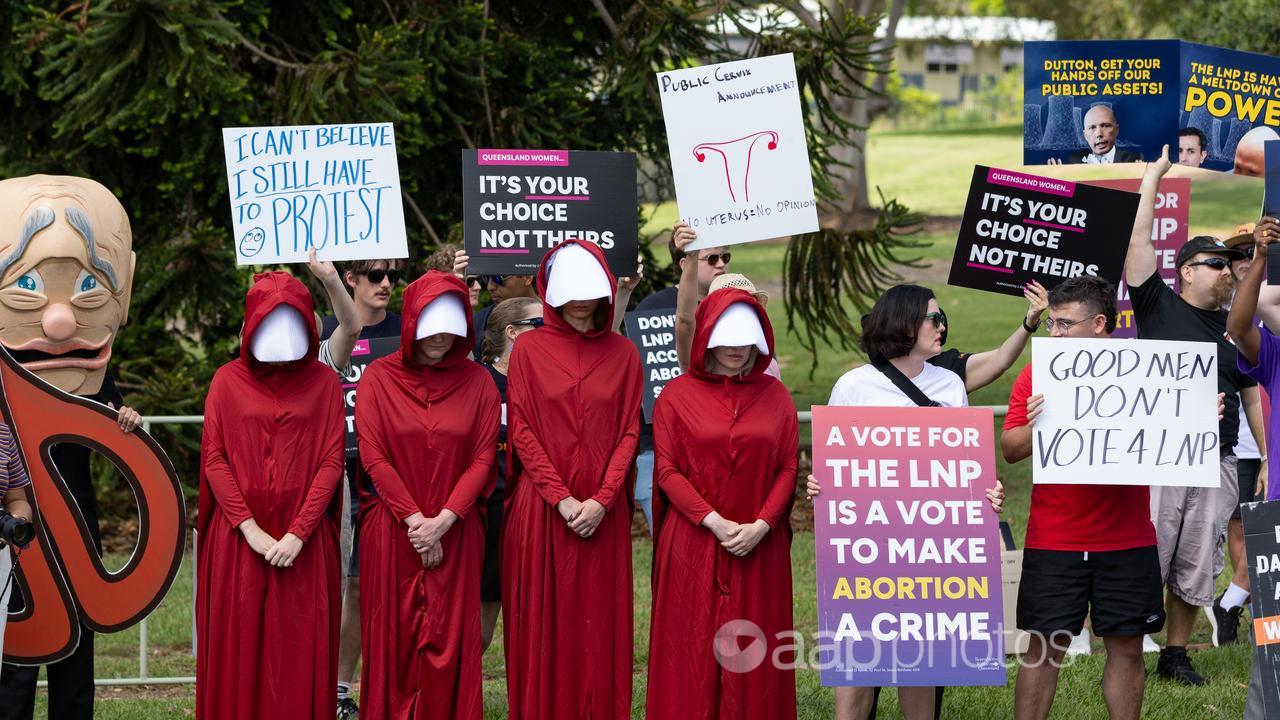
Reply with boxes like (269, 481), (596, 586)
(341, 337), (400, 458)
(1085, 177), (1190, 338)
(657, 53), (818, 250)
(1243, 500), (1280, 718)
(461, 149), (637, 277)
(948, 167), (1138, 297)
(624, 309), (680, 423)
(812, 405), (1005, 687)
(222, 123), (408, 265)
(1025, 40), (1280, 174)
(1030, 337), (1219, 487)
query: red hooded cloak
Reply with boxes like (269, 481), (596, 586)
(646, 289), (799, 720)
(501, 240), (642, 720)
(196, 271), (345, 719)
(355, 271), (500, 720)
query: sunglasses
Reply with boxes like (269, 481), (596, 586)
(1239, 246), (1256, 260)
(1185, 257), (1231, 271)
(510, 317), (544, 328)
(464, 275), (483, 288)
(921, 311), (947, 329)
(362, 269), (402, 284)
(485, 275), (511, 286)
(701, 252), (731, 266)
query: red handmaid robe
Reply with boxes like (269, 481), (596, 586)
(356, 271), (500, 720)
(501, 240), (642, 720)
(196, 271), (345, 719)
(646, 289), (799, 720)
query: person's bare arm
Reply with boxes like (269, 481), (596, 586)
(308, 249), (359, 368)
(611, 254), (643, 333)
(2, 486), (31, 523)
(963, 282), (1048, 392)
(1229, 219), (1275, 365)
(1000, 393), (1042, 463)
(673, 223), (698, 371)
(1123, 145), (1172, 288)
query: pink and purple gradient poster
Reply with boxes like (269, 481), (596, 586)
(812, 405), (1006, 687)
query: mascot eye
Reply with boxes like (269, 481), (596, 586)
(12, 270), (44, 294)
(75, 270), (99, 294)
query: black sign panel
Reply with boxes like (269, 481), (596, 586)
(462, 149), (638, 277)
(1243, 499), (1280, 719)
(948, 166), (1138, 297)
(341, 336), (400, 459)
(624, 309), (681, 423)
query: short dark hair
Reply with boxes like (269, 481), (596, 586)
(859, 284), (935, 362)
(1179, 126), (1207, 153)
(667, 234), (686, 267)
(1048, 275), (1117, 333)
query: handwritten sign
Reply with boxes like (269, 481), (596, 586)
(657, 53), (818, 249)
(461, 149), (637, 277)
(341, 337), (399, 458)
(624, 309), (681, 422)
(1243, 499), (1280, 718)
(222, 123), (409, 265)
(812, 405), (1005, 687)
(1031, 337), (1219, 487)
(948, 167), (1138, 297)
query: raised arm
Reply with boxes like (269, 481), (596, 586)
(1228, 218), (1274, 366)
(673, 223), (699, 371)
(611, 254), (644, 333)
(309, 249), (360, 368)
(963, 281), (1048, 392)
(1123, 145), (1172, 288)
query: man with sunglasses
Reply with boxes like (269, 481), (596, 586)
(1124, 149), (1264, 686)
(320, 257), (405, 720)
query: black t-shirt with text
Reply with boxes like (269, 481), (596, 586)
(320, 311), (401, 481)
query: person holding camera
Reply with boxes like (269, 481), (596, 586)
(0, 421), (33, 679)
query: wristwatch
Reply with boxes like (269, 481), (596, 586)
(1022, 317), (1041, 333)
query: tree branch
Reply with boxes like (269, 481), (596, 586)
(401, 190), (442, 245)
(479, 0), (496, 144)
(781, 0), (821, 31)
(227, 25), (307, 71)
(590, 0), (633, 52)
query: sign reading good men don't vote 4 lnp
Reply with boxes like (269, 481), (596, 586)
(657, 53), (819, 250)
(223, 123), (409, 265)
(948, 167), (1138, 297)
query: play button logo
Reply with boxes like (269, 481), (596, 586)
(713, 619), (768, 673)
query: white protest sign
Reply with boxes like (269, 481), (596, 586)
(657, 53), (818, 249)
(222, 123), (409, 265)
(1031, 337), (1219, 487)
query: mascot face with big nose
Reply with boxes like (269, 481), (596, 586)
(0, 175), (135, 395)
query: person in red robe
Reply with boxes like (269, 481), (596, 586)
(196, 271), (345, 719)
(355, 271), (500, 720)
(646, 289), (799, 719)
(502, 240), (642, 720)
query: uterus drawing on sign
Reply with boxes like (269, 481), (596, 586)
(692, 131), (779, 203)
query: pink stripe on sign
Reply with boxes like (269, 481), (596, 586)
(479, 248), (531, 254)
(1024, 218), (1085, 233)
(986, 167), (1075, 197)
(477, 149), (569, 166)
(966, 261), (1015, 274)
(525, 195), (590, 201)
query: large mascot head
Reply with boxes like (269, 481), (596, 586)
(0, 175), (135, 395)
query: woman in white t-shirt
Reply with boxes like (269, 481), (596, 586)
(810, 284), (1004, 720)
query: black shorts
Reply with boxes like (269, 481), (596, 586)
(1233, 458), (1262, 520)
(1017, 546), (1165, 638)
(481, 491), (504, 603)
(347, 471), (360, 577)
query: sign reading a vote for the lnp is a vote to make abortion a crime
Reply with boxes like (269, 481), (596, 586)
(461, 149), (638, 277)
(948, 166), (1138, 298)
(222, 123), (409, 265)
(1031, 337), (1220, 488)
(657, 53), (819, 250)
(812, 405), (1005, 688)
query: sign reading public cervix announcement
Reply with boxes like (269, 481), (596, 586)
(1243, 499), (1280, 719)
(624, 309), (680, 423)
(657, 53), (819, 250)
(1031, 338), (1219, 488)
(812, 406), (1005, 687)
(341, 337), (400, 459)
(949, 167), (1138, 297)
(222, 123), (409, 265)
(461, 149), (637, 277)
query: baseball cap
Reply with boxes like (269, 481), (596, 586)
(1174, 236), (1246, 268)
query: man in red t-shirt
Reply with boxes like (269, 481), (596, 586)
(1001, 275), (1164, 720)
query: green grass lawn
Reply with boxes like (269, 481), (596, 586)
(69, 124), (1264, 717)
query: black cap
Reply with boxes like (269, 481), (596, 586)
(1174, 235), (1246, 268)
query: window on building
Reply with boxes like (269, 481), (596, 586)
(926, 63), (958, 75)
(901, 74), (924, 88)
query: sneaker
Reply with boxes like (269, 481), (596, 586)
(337, 697), (359, 720)
(1142, 635), (1161, 654)
(1204, 591), (1243, 647)
(1156, 647), (1207, 686)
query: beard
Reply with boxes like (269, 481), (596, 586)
(1212, 273), (1236, 308)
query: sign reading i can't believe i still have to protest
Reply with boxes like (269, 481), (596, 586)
(948, 166), (1138, 298)
(812, 406), (1005, 687)
(461, 149), (638, 277)
(222, 123), (409, 265)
